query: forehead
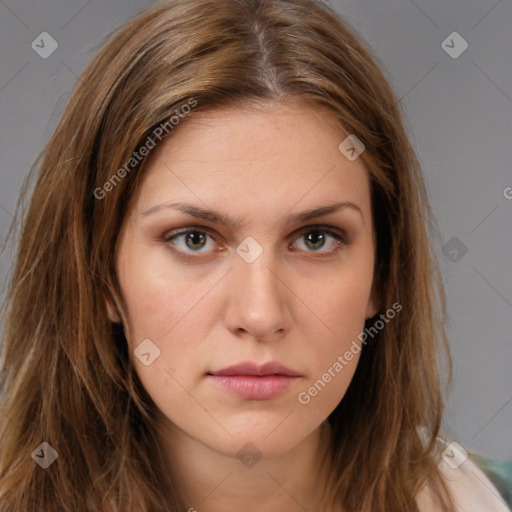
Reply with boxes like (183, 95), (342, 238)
(133, 100), (372, 223)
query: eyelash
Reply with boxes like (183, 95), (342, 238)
(162, 225), (349, 261)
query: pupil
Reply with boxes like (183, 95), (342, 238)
(306, 231), (324, 250)
(186, 232), (205, 249)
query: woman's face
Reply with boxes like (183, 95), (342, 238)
(109, 100), (378, 459)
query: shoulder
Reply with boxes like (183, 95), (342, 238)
(468, 450), (512, 509)
(416, 438), (512, 512)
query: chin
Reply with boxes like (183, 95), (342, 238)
(201, 423), (313, 462)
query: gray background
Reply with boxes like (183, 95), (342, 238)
(0, 0), (511, 458)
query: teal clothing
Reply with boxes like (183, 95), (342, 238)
(469, 450), (512, 510)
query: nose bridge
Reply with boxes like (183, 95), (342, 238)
(225, 236), (290, 337)
(236, 238), (282, 304)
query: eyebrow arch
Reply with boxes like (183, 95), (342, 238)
(141, 200), (362, 230)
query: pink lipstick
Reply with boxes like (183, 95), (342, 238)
(207, 361), (300, 400)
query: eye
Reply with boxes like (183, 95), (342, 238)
(162, 225), (348, 259)
(163, 227), (218, 254)
(290, 226), (347, 255)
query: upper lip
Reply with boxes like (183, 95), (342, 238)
(208, 361), (300, 377)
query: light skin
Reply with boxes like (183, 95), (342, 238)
(107, 100), (379, 511)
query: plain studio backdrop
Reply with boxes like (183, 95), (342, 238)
(0, 0), (511, 458)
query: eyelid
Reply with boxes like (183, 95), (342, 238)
(162, 224), (349, 259)
(294, 225), (349, 244)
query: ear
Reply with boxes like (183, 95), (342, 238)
(105, 294), (121, 323)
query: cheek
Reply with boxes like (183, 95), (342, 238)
(293, 257), (373, 391)
(116, 246), (223, 386)
(300, 262), (373, 338)
(117, 243), (192, 338)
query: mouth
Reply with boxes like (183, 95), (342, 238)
(207, 361), (301, 400)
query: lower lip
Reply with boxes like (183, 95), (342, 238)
(207, 374), (299, 400)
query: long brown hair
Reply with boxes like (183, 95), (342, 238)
(0, 0), (456, 510)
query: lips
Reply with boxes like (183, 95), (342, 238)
(207, 361), (300, 377)
(207, 361), (301, 400)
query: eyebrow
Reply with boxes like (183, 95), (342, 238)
(141, 200), (363, 230)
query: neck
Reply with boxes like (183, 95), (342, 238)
(155, 417), (340, 512)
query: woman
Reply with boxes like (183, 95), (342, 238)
(0, 0), (510, 510)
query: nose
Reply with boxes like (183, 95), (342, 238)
(222, 244), (293, 342)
